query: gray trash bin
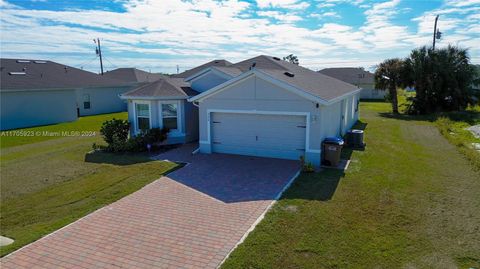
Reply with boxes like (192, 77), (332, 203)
(322, 137), (344, 167)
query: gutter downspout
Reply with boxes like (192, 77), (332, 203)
(191, 100), (200, 154)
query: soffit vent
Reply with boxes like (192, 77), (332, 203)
(9, 72), (26, 75)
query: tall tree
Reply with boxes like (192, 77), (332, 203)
(283, 54), (299, 65)
(403, 45), (475, 113)
(374, 58), (405, 114)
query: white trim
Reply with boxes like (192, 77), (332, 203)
(132, 100), (152, 135)
(188, 69), (362, 106)
(120, 95), (188, 100)
(158, 100), (183, 135)
(326, 88), (362, 105)
(185, 66), (234, 82)
(184, 67), (213, 82)
(188, 70), (255, 102)
(206, 109), (312, 154)
(218, 169), (301, 268)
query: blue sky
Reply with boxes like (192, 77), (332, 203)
(1, 0), (478, 74)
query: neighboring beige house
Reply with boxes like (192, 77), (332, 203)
(319, 67), (386, 100)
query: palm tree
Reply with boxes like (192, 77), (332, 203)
(403, 45), (475, 113)
(374, 58), (405, 114)
(283, 54), (299, 65)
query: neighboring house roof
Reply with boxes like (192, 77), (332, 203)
(121, 76), (197, 99)
(103, 68), (163, 83)
(211, 66), (243, 77)
(184, 65), (243, 82)
(172, 59), (232, 78)
(318, 67), (374, 85)
(0, 58), (129, 90)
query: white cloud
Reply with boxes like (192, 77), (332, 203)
(255, 0), (310, 9)
(322, 11), (340, 18)
(317, 3), (335, 8)
(257, 11), (302, 22)
(0, 0), (478, 73)
(444, 0), (480, 7)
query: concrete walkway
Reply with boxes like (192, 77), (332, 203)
(1, 144), (300, 268)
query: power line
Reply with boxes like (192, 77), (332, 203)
(76, 56), (99, 70)
(103, 56), (118, 71)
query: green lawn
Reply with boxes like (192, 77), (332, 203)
(0, 112), (127, 149)
(0, 113), (177, 256)
(222, 102), (480, 269)
(396, 90), (480, 169)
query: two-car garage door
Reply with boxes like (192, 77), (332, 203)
(210, 112), (306, 160)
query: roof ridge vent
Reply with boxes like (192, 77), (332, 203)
(9, 71), (26, 75)
(272, 57), (281, 61)
(16, 60), (30, 63)
(284, 71), (295, 77)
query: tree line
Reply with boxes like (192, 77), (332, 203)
(375, 45), (479, 115)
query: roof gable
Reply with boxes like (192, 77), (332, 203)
(172, 59), (232, 78)
(188, 56), (361, 105)
(103, 68), (163, 83)
(121, 76), (197, 99)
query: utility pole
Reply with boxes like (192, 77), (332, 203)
(432, 15), (439, 50)
(94, 38), (104, 75)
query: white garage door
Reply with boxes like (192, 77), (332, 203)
(210, 112), (306, 160)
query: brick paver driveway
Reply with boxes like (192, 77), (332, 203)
(2, 144), (300, 268)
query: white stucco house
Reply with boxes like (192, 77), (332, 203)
(121, 56), (360, 166)
(319, 67), (385, 100)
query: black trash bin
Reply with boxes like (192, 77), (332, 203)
(322, 137), (344, 167)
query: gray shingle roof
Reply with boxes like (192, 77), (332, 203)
(211, 66), (243, 77)
(122, 56), (361, 102)
(122, 76), (197, 98)
(318, 67), (374, 85)
(230, 55), (359, 101)
(0, 58), (129, 90)
(103, 68), (163, 83)
(172, 59), (232, 78)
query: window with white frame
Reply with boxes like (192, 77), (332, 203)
(135, 103), (150, 131)
(161, 103), (178, 130)
(83, 94), (91, 109)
